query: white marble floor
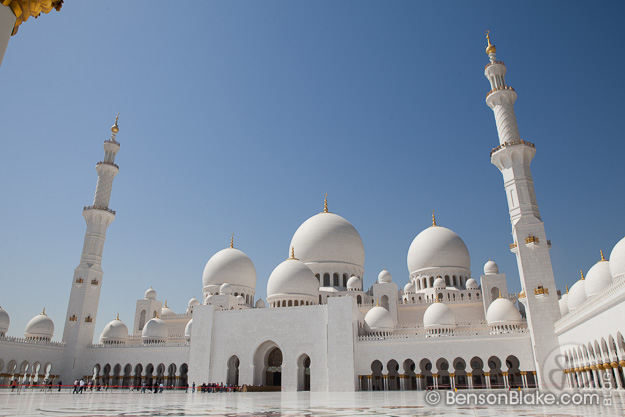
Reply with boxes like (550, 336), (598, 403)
(1, 390), (624, 416)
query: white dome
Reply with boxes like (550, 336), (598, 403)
(378, 269), (392, 284)
(205, 294), (214, 304)
(484, 260), (499, 275)
(465, 278), (478, 290)
(24, 311), (54, 340)
(610, 237), (625, 279)
(142, 317), (168, 342)
(202, 247), (257, 291)
(585, 259), (612, 297)
(364, 306), (395, 332)
(184, 319), (193, 342)
(407, 226), (470, 274)
(567, 279), (587, 312)
(404, 282), (416, 294)
(267, 258), (319, 299)
(220, 283), (233, 295)
(559, 294), (569, 316)
(289, 212), (365, 267)
(99, 317), (128, 344)
(188, 297), (200, 307)
(0, 306), (9, 335)
(486, 298), (522, 325)
(145, 287), (156, 300)
(236, 294), (245, 304)
(161, 302), (174, 316)
(255, 299), (266, 308)
(433, 277), (446, 289)
(423, 302), (456, 328)
(347, 275), (362, 290)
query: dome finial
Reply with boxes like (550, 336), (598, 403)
(290, 246), (297, 260)
(376, 298), (379, 307)
(164, 300), (168, 308)
(111, 113), (120, 135)
(41, 307), (46, 315)
(323, 193), (328, 213)
(580, 269), (585, 280)
(230, 233), (234, 248)
(432, 210), (437, 227)
(498, 289), (502, 299)
(600, 249), (606, 261)
(485, 30), (496, 55)
(565, 285), (569, 294)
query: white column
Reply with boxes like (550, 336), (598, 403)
(484, 373), (491, 389)
(383, 375), (388, 391)
(612, 365), (623, 389)
(467, 373), (473, 389)
(433, 374), (438, 389)
(450, 374), (456, 390)
(503, 372), (509, 389)
(399, 375), (405, 391)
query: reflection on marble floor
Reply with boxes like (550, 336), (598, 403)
(1, 390), (624, 417)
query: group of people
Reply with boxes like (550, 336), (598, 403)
(192, 382), (240, 393)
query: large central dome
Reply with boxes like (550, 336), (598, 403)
(289, 212), (365, 267)
(407, 225), (470, 274)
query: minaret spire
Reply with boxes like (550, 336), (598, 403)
(485, 38), (561, 390)
(323, 193), (328, 213)
(60, 115), (122, 382)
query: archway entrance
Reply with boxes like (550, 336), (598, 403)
(297, 354), (310, 391)
(227, 356), (240, 386)
(266, 348), (282, 387)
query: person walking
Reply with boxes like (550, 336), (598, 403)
(192, 382), (195, 393)
(79, 378), (85, 394)
(73, 379), (78, 394)
(58, 381), (62, 392)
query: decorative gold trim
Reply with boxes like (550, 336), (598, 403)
(485, 30), (496, 55)
(4, 0), (63, 36)
(323, 193), (328, 213)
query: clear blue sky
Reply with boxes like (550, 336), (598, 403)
(1, 1), (623, 341)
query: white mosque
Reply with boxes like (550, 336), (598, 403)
(1, 34), (624, 393)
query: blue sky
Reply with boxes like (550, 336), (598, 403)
(1, 1), (623, 341)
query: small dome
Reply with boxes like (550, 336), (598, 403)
(188, 297), (200, 307)
(142, 317), (168, 342)
(433, 277), (446, 289)
(0, 306), (9, 335)
(99, 317), (128, 344)
(378, 269), (392, 284)
(145, 287), (156, 300)
(184, 319), (193, 342)
(236, 294), (245, 304)
(484, 260), (499, 275)
(267, 258), (319, 299)
(364, 306), (395, 333)
(404, 282), (416, 294)
(423, 302), (456, 329)
(465, 278), (478, 290)
(161, 301), (174, 316)
(25, 310), (54, 341)
(220, 283), (233, 295)
(289, 212), (365, 268)
(610, 237), (625, 279)
(347, 275), (362, 290)
(567, 279), (587, 312)
(584, 258), (612, 297)
(559, 294), (569, 316)
(255, 299), (266, 308)
(202, 247), (257, 291)
(486, 297), (522, 325)
(407, 225), (470, 274)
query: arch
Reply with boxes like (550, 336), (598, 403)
(487, 356), (503, 388)
(470, 356), (484, 388)
(139, 310), (147, 330)
(387, 359), (400, 390)
(357, 295), (362, 305)
(323, 273), (330, 286)
(445, 275), (450, 286)
(166, 363), (177, 389)
(315, 274), (320, 284)
(429, 277), (434, 287)
(227, 355), (240, 386)
(112, 363), (122, 388)
(133, 363), (143, 386)
(419, 359), (433, 389)
(380, 295), (389, 311)
(333, 273), (339, 286)
(370, 360), (383, 390)
(491, 287), (500, 301)
(452, 276), (457, 286)
(252, 340), (283, 387)
(179, 363), (188, 389)
(403, 359), (417, 390)
(123, 364), (132, 389)
(144, 363), (154, 387)
(453, 357), (467, 389)
(435, 358), (450, 389)
(342, 274), (348, 287)
(505, 355), (521, 388)
(297, 354), (311, 391)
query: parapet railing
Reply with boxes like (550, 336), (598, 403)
(0, 335), (65, 347)
(96, 161), (119, 169)
(485, 60), (505, 70)
(83, 205), (116, 215)
(490, 139), (535, 157)
(357, 325), (528, 342)
(486, 85), (515, 98)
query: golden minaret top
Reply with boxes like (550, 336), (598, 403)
(5, 0), (64, 36)
(485, 30), (496, 55)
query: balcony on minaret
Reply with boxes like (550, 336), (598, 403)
(91, 279), (99, 286)
(525, 235), (539, 249)
(69, 315), (77, 322)
(84, 315), (93, 323)
(490, 139), (535, 157)
(83, 205), (116, 215)
(509, 242), (518, 254)
(96, 161), (119, 169)
(75, 277), (84, 284)
(485, 85), (515, 99)
(534, 286), (549, 297)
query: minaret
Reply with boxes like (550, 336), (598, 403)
(60, 115), (121, 381)
(484, 33), (562, 390)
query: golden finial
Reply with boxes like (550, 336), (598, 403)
(111, 113), (120, 134)
(290, 246), (298, 260)
(230, 233), (234, 249)
(499, 289), (502, 299)
(600, 250), (606, 261)
(323, 193), (328, 213)
(485, 30), (496, 55)
(41, 307), (46, 315)
(432, 210), (437, 227)
(164, 300), (168, 308)
(580, 269), (585, 280)
(116, 313), (120, 320)
(566, 285), (569, 294)
(376, 299), (379, 307)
